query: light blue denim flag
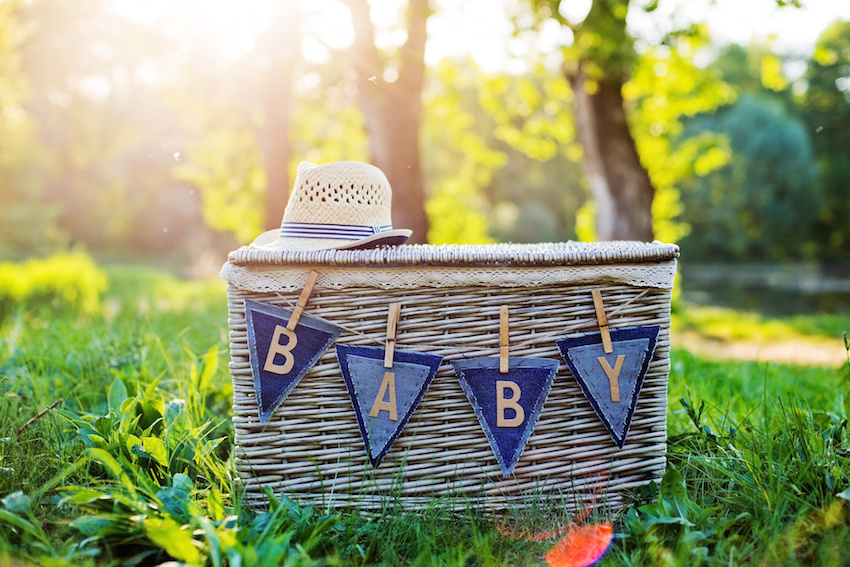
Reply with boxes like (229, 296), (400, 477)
(556, 326), (660, 448)
(336, 344), (443, 468)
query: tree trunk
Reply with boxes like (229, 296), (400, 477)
(568, 68), (654, 241)
(347, 0), (430, 243)
(559, 0), (654, 242)
(259, 1), (300, 231)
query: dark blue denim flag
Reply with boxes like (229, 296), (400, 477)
(336, 344), (443, 468)
(451, 356), (559, 477)
(245, 299), (344, 423)
(556, 326), (660, 448)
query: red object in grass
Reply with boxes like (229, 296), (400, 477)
(544, 522), (614, 567)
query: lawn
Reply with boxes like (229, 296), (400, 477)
(0, 257), (848, 566)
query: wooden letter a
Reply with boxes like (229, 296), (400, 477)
(369, 371), (398, 421)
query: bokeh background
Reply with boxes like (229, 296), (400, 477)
(1, 0), (849, 314)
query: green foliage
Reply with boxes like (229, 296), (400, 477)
(71, 378), (226, 486)
(424, 58), (588, 245)
(13, 0), (210, 259)
(802, 20), (850, 260)
(480, 65), (578, 163)
(423, 60), (506, 244)
(673, 303), (850, 344)
(574, 200), (597, 242)
(175, 54), (372, 245)
(624, 351), (850, 564)
(0, 1), (57, 256)
(624, 30), (736, 244)
(678, 94), (820, 261)
(528, 0), (635, 81)
(476, 60), (587, 243)
(0, 251), (108, 322)
(289, 62), (370, 167)
(660, 387), (850, 564)
(57, 376), (338, 566)
(623, 467), (748, 563)
(175, 129), (267, 245)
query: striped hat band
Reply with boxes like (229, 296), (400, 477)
(279, 222), (394, 241)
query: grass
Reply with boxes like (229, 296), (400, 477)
(0, 259), (848, 565)
(672, 301), (850, 346)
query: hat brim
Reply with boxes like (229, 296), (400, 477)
(251, 229), (412, 251)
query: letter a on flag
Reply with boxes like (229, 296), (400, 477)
(244, 299), (343, 423)
(556, 326), (660, 448)
(451, 357), (559, 477)
(336, 344), (443, 467)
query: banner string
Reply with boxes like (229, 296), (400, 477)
(273, 288), (651, 358)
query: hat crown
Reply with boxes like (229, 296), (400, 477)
(283, 161), (392, 227)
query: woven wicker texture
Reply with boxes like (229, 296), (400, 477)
(226, 242), (676, 512)
(230, 240), (679, 267)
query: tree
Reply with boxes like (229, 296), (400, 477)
(802, 20), (850, 260)
(345, 0), (431, 243)
(477, 60), (587, 243)
(171, 2), (302, 244)
(257, 2), (301, 232)
(422, 59), (504, 244)
(508, 3), (732, 243)
(527, 0), (655, 241)
(0, 0), (54, 256)
(14, 0), (224, 259)
(623, 28), (735, 244)
(678, 94), (819, 261)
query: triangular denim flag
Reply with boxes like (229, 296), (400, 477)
(451, 357), (559, 477)
(556, 326), (660, 448)
(336, 344), (443, 468)
(245, 299), (343, 423)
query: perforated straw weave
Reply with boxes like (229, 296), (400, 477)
(223, 241), (679, 512)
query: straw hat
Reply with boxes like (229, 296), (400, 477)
(252, 161), (412, 251)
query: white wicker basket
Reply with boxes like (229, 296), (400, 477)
(221, 241), (678, 512)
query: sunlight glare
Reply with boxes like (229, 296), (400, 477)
(114, 0), (850, 76)
(117, 0), (280, 60)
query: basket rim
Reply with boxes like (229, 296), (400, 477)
(227, 240), (679, 268)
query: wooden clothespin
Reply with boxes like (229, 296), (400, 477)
(499, 305), (509, 374)
(286, 270), (319, 331)
(591, 289), (613, 354)
(384, 303), (401, 368)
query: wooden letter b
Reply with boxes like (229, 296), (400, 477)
(496, 380), (525, 427)
(264, 325), (298, 375)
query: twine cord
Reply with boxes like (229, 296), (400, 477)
(273, 287), (652, 358)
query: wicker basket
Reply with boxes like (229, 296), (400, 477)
(222, 241), (678, 512)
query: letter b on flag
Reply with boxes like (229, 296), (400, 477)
(496, 380), (524, 427)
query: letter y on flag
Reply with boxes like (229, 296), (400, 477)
(556, 326), (660, 447)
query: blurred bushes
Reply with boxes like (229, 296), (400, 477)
(0, 252), (108, 322)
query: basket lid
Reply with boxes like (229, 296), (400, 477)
(227, 241), (679, 268)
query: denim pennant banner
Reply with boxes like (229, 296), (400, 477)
(556, 326), (660, 448)
(336, 344), (443, 468)
(451, 356), (559, 477)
